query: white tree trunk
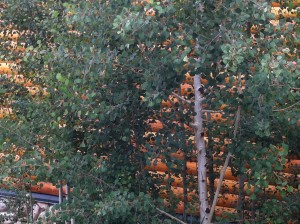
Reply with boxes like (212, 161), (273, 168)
(193, 74), (209, 223)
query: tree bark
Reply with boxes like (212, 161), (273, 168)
(193, 74), (209, 223)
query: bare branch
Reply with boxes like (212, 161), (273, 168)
(291, 87), (300, 91)
(208, 73), (242, 223)
(273, 101), (300, 112)
(172, 92), (222, 113)
(202, 110), (223, 113)
(172, 91), (192, 104)
(207, 153), (233, 223)
(156, 208), (187, 224)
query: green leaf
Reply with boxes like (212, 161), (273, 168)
(74, 78), (81, 84)
(287, 186), (293, 193)
(56, 73), (64, 82)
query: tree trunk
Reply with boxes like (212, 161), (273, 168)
(193, 74), (209, 223)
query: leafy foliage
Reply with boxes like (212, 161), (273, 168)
(0, 0), (299, 223)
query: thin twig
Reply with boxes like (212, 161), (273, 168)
(112, 63), (143, 74)
(273, 101), (300, 112)
(202, 110), (223, 113)
(172, 92), (192, 104)
(204, 31), (223, 50)
(156, 208), (187, 224)
(269, 85), (300, 91)
(172, 92), (224, 113)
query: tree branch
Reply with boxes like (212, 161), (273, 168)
(208, 73), (242, 223)
(202, 110), (223, 113)
(156, 208), (187, 224)
(172, 91), (191, 104)
(273, 101), (299, 112)
(290, 87), (300, 91)
(207, 153), (232, 223)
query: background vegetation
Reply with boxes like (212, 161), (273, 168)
(0, 0), (299, 223)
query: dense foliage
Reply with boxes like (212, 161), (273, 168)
(0, 0), (299, 223)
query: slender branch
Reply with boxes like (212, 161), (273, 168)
(291, 87), (300, 91)
(112, 63), (143, 74)
(204, 31), (223, 50)
(207, 153), (233, 223)
(208, 73), (242, 223)
(269, 85), (300, 91)
(202, 110), (223, 113)
(172, 91), (192, 104)
(156, 208), (187, 224)
(273, 101), (300, 112)
(172, 92), (222, 113)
